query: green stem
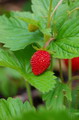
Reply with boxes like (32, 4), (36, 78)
(68, 59), (72, 108)
(75, 90), (79, 109)
(58, 59), (64, 82)
(68, 59), (72, 86)
(47, 0), (53, 28)
(50, 0), (63, 20)
(19, 69), (33, 106)
(26, 82), (33, 106)
(68, 7), (79, 16)
(19, 70), (33, 106)
(50, 56), (53, 71)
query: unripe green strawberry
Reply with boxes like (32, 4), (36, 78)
(28, 24), (38, 32)
(30, 50), (51, 75)
(64, 57), (79, 72)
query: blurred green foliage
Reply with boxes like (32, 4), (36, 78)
(16, 111), (78, 120)
(0, 97), (78, 120)
(0, 67), (25, 97)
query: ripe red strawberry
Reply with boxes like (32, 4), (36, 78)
(30, 50), (51, 75)
(64, 57), (79, 72)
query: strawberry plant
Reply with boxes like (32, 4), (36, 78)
(0, 0), (79, 119)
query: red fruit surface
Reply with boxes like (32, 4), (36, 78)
(30, 50), (51, 75)
(64, 57), (79, 72)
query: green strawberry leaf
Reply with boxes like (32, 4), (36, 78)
(13, 45), (36, 73)
(11, 11), (51, 37)
(43, 82), (72, 110)
(0, 48), (21, 71)
(31, 0), (60, 17)
(27, 71), (57, 93)
(32, 0), (50, 17)
(0, 45), (35, 73)
(0, 98), (35, 120)
(11, 11), (39, 26)
(53, 3), (69, 32)
(0, 15), (43, 51)
(49, 17), (79, 59)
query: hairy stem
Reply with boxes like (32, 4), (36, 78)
(44, 38), (54, 48)
(68, 7), (79, 16)
(50, 0), (63, 20)
(58, 59), (64, 82)
(47, 0), (53, 28)
(26, 82), (33, 106)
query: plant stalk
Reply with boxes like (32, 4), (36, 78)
(58, 59), (64, 82)
(68, 7), (79, 16)
(47, 0), (53, 28)
(75, 91), (79, 109)
(67, 59), (72, 109)
(26, 82), (33, 106)
(50, 56), (53, 71)
(19, 70), (33, 106)
(68, 59), (72, 87)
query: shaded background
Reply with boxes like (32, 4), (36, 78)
(0, 0), (26, 11)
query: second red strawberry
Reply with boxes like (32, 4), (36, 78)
(64, 57), (79, 72)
